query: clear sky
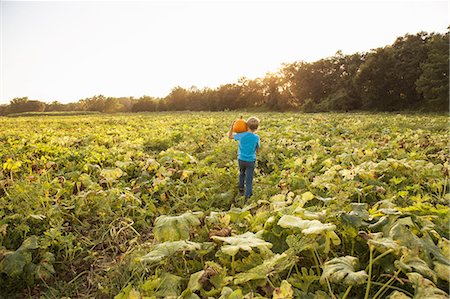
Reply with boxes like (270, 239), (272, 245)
(1, 0), (448, 104)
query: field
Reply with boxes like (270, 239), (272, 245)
(0, 112), (449, 299)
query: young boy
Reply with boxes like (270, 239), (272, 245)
(228, 117), (260, 199)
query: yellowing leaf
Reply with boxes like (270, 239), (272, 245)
(278, 215), (336, 234)
(395, 252), (437, 283)
(153, 212), (201, 242)
(234, 253), (296, 284)
(272, 280), (294, 299)
(136, 240), (202, 264)
(407, 272), (448, 299)
(320, 256), (368, 286)
(433, 262), (450, 282)
(212, 232), (272, 257)
(100, 168), (123, 181)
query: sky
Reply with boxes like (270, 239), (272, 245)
(1, 0), (448, 104)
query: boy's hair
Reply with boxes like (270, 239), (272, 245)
(247, 116), (260, 131)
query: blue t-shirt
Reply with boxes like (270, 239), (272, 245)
(234, 132), (260, 162)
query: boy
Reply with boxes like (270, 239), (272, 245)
(228, 116), (260, 199)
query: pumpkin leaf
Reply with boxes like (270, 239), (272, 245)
(368, 235), (403, 255)
(233, 252), (296, 284)
(155, 272), (183, 298)
(212, 232), (272, 257)
(288, 267), (319, 293)
(18, 235), (39, 251)
(278, 215), (335, 234)
(407, 272), (448, 299)
(187, 270), (204, 291)
(179, 289), (201, 299)
(0, 236), (39, 277)
(395, 252), (437, 283)
(320, 256), (368, 286)
(136, 240), (202, 264)
(278, 216), (340, 253)
(386, 291), (411, 299)
(153, 212), (201, 242)
(433, 262), (450, 282)
(0, 251), (32, 277)
(100, 168), (123, 181)
(272, 280), (294, 299)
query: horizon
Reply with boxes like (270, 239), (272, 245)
(1, 0), (448, 105)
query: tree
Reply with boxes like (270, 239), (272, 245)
(165, 87), (189, 110)
(416, 31), (449, 111)
(7, 97), (45, 114)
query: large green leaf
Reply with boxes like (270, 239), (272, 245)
(153, 212), (201, 242)
(320, 256), (368, 286)
(0, 251), (32, 277)
(212, 232), (272, 257)
(0, 235), (39, 277)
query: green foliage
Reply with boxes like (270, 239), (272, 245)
(0, 112), (448, 298)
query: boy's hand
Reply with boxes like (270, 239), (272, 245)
(228, 121), (235, 139)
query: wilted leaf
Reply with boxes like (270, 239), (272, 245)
(136, 240), (202, 264)
(320, 256), (368, 286)
(433, 262), (450, 282)
(100, 168), (123, 181)
(218, 287), (244, 299)
(278, 215), (335, 234)
(407, 272), (448, 299)
(387, 291), (411, 299)
(153, 212), (201, 242)
(155, 272), (183, 298)
(395, 252), (437, 283)
(278, 216), (340, 253)
(187, 270), (205, 291)
(18, 235), (39, 251)
(272, 280), (294, 299)
(179, 289), (201, 299)
(212, 232), (272, 257)
(234, 253), (296, 284)
(368, 236), (403, 254)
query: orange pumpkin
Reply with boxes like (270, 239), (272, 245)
(233, 117), (248, 133)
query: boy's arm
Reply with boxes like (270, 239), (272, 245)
(228, 121), (235, 139)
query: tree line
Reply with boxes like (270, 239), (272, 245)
(1, 30), (448, 116)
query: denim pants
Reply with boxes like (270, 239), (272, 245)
(238, 159), (255, 198)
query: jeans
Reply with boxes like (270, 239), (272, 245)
(238, 159), (255, 198)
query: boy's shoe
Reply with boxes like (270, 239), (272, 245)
(239, 189), (244, 196)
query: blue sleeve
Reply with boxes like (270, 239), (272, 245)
(234, 133), (242, 141)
